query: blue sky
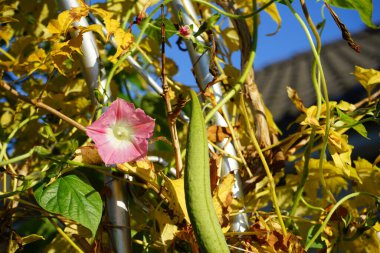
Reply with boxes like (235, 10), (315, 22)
(255, 1), (380, 70)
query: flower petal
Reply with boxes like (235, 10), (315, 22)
(113, 99), (155, 138)
(85, 98), (155, 165)
(96, 137), (148, 165)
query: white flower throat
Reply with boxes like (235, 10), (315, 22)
(111, 122), (132, 141)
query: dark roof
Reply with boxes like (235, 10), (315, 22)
(255, 28), (380, 122)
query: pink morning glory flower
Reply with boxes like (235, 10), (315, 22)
(86, 98), (155, 165)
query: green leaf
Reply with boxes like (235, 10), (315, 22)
(34, 174), (102, 237)
(329, 0), (379, 29)
(278, 0), (294, 5)
(145, 18), (177, 44)
(336, 108), (368, 138)
(34, 146), (51, 156)
(306, 224), (327, 249)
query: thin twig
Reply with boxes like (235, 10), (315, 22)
(354, 88), (380, 109)
(160, 5), (182, 177)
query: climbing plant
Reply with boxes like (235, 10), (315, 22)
(0, 0), (379, 252)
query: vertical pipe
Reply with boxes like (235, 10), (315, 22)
(171, 0), (249, 232)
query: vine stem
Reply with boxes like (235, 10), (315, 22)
(284, 0), (335, 203)
(287, 0), (324, 225)
(0, 47), (15, 61)
(240, 95), (287, 236)
(160, 5), (182, 177)
(0, 81), (86, 133)
(305, 192), (378, 250)
(105, 0), (171, 93)
(0, 149), (34, 167)
(192, 0), (278, 19)
(204, 50), (255, 124)
(48, 218), (84, 253)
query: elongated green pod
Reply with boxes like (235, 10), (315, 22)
(185, 89), (229, 253)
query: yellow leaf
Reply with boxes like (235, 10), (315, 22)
(259, 0), (281, 35)
(221, 28), (239, 52)
(64, 221), (92, 238)
(337, 100), (356, 112)
(73, 145), (103, 165)
(68, 33), (83, 55)
(294, 158), (349, 197)
(47, 19), (61, 34)
(160, 222), (178, 245)
(79, 24), (106, 41)
(104, 17), (121, 37)
(353, 65), (380, 94)
(69, 5), (89, 21)
(17, 48), (49, 73)
(287, 86), (306, 113)
(90, 7), (119, 39)
(223, 64), (240, 84)
(48, 10), (72, 34)
(164, 177), (190, 223)
(348, 157), (380, 211)
(1, 110), (13, 127)
(212, 173), (235, 226)
(109, 28), (134, 62)
(90, 7), (113, 21)
(301, 106), (319, 127)
(327, 131), (360, 182)
(0, 25), (13, 46)
(374, 222), (380, 232)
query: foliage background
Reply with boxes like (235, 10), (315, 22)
(0, 0), (379, 252)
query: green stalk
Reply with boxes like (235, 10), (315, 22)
(204, 0), (259, 124)
(192, 0), (279, 19)
(286, 129), (316, 227)
(284, 0), (334, 203)
(0, 149), (34, 167)
(287, 0), (325, 225)
(305, 192), (378, 250)
(48, 218), (84, 253)
(240, 96), (287, 236)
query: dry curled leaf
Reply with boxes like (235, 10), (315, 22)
(325, 2), (360, 53)
(73, 144), (103, 165)
(207, 125), (232, 142)
(212, 173), (235, 227)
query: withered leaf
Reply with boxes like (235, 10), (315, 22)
(207, 125), (232, 142)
